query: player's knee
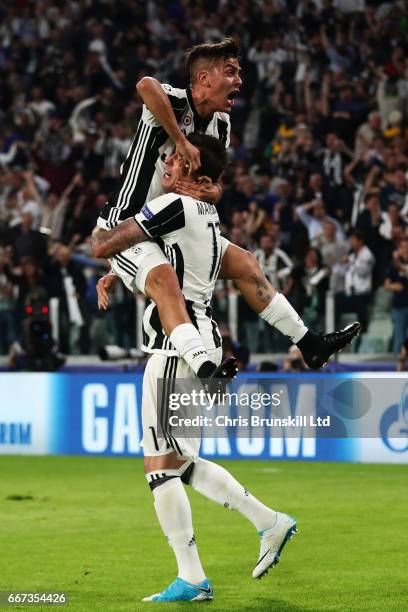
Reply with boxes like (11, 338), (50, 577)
(146, 470), (180, 492)
(146, 265), (182, 300)
(144, 457), (194, 489)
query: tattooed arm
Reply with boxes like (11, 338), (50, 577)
(219, 243), (277, 312)
(91, 219), (149, 259)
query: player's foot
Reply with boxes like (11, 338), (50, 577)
(210, 357), (238, 379)
(301, 322), (361, 369)
(198, 357), (238, 395)
(198, 357), (238, 380)
(142, 577), (214, 602)
(252, 512), (297, 579)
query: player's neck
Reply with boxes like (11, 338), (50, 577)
(190, 87), (214, 120)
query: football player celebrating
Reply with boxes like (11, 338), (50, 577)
(93, 134), (359, 602)
(93, 38), (360, 372)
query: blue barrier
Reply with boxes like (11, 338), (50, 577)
(0, 372), (407, 463)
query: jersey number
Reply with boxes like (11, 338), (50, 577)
(207, 221), (221, 282)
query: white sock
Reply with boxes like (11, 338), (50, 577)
(259, 292), (308, 344)
(151, 475), (206, 584)
(190, 459), (277, 532)
(169, 323), (213, 375)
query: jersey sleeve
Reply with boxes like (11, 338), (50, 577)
(224, 115), (231, 148)
(220, 235), (231, 258)
(134, 194), (186, 238)
(142, 83), (188, 127)
(216, 113), (231, 148)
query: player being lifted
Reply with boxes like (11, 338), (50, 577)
(98, 134), (299, 602)
(93, 38), (360, 373)
(93, 134), (360, 602)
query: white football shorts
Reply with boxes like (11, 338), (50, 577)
(141, 348), (222, 460)
(109, 240), (170, 294)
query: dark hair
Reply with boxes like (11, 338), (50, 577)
(350, 229), (365, 242)
(187, 133), (228, 182)
(185, 37), (240, 81)
(306, 246), (323, 268)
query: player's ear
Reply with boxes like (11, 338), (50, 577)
(196, 69), (210, 88)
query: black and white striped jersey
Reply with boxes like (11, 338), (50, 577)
(97, 84), (231, 230)
(135, 192), (227, 356)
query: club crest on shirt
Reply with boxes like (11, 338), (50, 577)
(183, 114), (192, 126)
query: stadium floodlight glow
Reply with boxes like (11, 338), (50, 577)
(99, 345), (144, 361)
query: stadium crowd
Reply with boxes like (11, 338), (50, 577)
(1, 0), (408, 359)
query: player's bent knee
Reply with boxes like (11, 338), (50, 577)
(144, 459), (195, 491)
(146, 470), (180, 491)
(143, 454), (191, 474)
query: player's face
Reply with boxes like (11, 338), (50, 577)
(208, 58), (242, 113)
(162, 152), (187, 192)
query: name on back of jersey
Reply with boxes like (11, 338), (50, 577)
(196, 201), (217, 216)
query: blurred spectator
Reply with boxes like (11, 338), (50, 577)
(380, 168), (408, 212)
(296, 198), (344, 242)
(314, 220), (348, 292)
(336, 230), (375, 332)
(287, 247), (329, 332)
(384, 237), (408, 354)
(11, 211), (48, 267)
(0, 247), (16, 354)
(253, 234), (292, 292)
(251, 233), (293, 352)
(354, 112), (382, 159)
(318, 133), (353, 220)
(1, 0), (408, 356)
(356, 191), (391, 280)
(47, 245), (87, 354)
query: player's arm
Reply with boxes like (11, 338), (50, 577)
(136, 77), (200, 173)
(91, 220), (147, 259)
(91, 195), (186, 259)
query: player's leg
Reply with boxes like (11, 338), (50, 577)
(144, 264), (217, 377)
(183, 457), (296, 579)
(109, 242), (218, 377)
(141, 355), (212, 602)
(219, 241), (361, 368)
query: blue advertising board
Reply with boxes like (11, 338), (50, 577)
(0, 372), (407, 463)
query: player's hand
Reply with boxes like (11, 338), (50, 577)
(97, 272), (118, 310)
(176, 138), (200, 175)
(175, 178), (222, 204)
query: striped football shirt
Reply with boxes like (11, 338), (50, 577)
(97, 84), (230, 230)
(134, 192), (229, 355)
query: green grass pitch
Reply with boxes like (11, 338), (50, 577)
(0, 456), (407, 611)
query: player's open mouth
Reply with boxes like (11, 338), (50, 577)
(163, 171), (172, 179)
(227, 90), (240, 106)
